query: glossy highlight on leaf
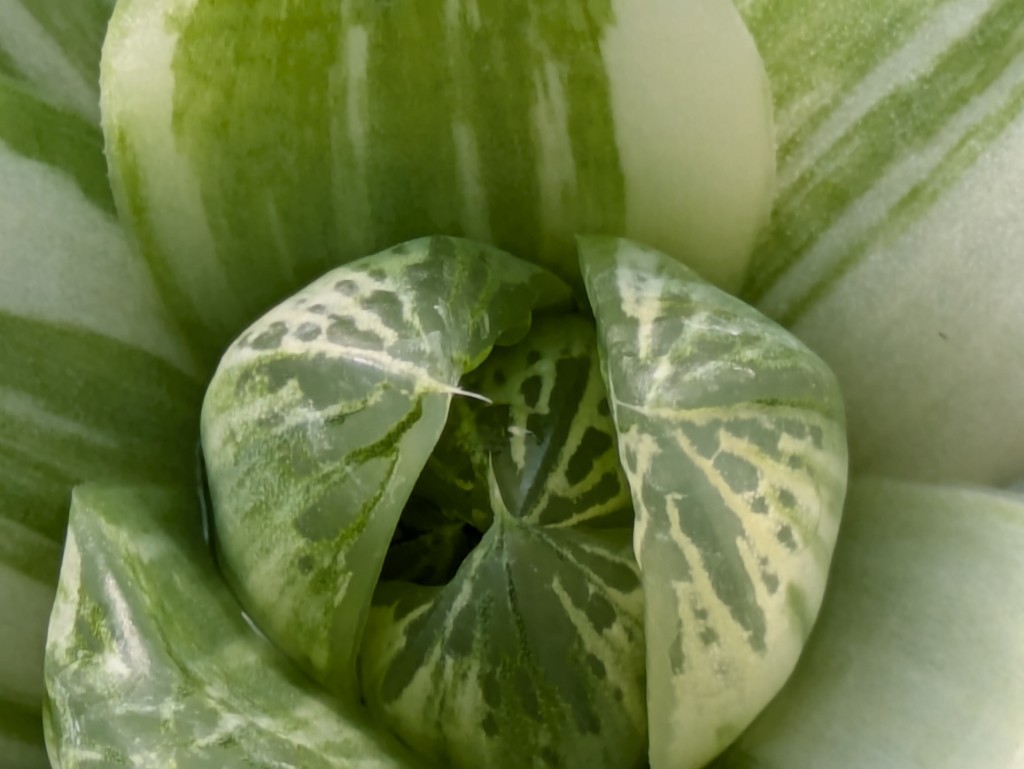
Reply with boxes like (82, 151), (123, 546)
(44, 484), (426, 769)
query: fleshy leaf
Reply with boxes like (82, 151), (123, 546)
(101, 0), (774, 365)
(580, 237), (848, 769)
(0, 527), (55, 769)
(712, 478), (1024, 769)
(737, 0), (1024, 485)
(44, 483), (425, 769)
(200, 236), (573, 707)
(0, 74), (203, 758)
(0, 0), (114, 123)
(361, 317), (646, 769)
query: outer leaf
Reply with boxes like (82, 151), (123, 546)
(44, 484), (425, 769)
(713, 478), (1024, 769)
(200, 237), (572, 706)
(101, 0), (775, 365)
(0, 74), (202, 762)
(0, 0), (114, 123)
(580, 237), (848, 769)
(737, 0), (1024, 485)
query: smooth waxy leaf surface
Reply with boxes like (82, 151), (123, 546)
(0, 74), (201, 765)
(201, 237), (573, 704)
(44, 484), (426, 769)
(196, 235), (848, 769)
(363, 317), (646, 769)
(581, 237), (848, 769)
(737, 0), (1024, 485)
(102, 0), (774, 364)
(713, 478), (1024, 769)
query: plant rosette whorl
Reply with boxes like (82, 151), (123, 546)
(172, 236), (847, 769)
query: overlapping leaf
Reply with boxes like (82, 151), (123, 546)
(580, 237), (847, 769)
(44, 484), (426, 769)
(101, 0), (775, 365)
(738, 0), (1024, 484)
(712, 478), (1024, 769)
(0, 76), (200, 768)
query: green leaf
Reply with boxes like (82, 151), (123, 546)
(737, 0), (1024, 485)
(101, 0), (775, 365)
(712, 478), (1024, 769)
(44, 483), (426, 769)
(0, 72), (203, 753)
(0, 0), (114, 123)
(0, 531), (54, 769)
(361, 316), (646, 769)
(580, 237), (848, 769)
(200, 236), (573, 709)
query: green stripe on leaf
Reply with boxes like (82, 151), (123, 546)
(102, 0), (775, 365)
(737, 0), (1024, 484)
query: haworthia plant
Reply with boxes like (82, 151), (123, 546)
(46, 234), (848, 769)
(99, 0), (775, 365)
(735, 0), (1024, 485)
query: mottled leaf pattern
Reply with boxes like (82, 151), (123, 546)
(201, 236), (572, 702)
(44, 484), (425, 769)
(46, 231), (850, 769)
(362, 317), (646, 769)
(581, 237), (848, 769)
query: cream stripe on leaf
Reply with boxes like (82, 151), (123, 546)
(0, 74), (202, 766)
(712, 479), (1024, 769)
(0, 0), (114, 124)
(738, 0), (1024, 485)
(101, 0), (774, 366)
(580, 237), (848, 769)
(44, 484), (427, 769)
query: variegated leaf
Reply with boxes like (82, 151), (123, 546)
(580, 237), (848, 769)
(44, 484), (426, 769)
(737, 0), (1024, 485)
(101, 0), (774, 365)
(0, 73), (202, 766)
(712, 479), (1024, 769)
(200, 236), (572, 705)
(0, 0), (114, 123)
(362, 316), (646, 769)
